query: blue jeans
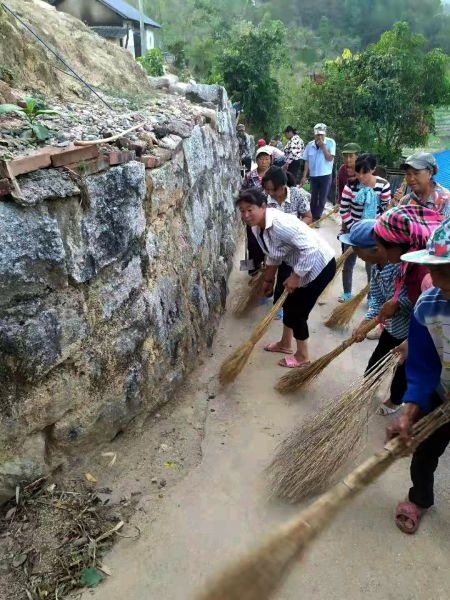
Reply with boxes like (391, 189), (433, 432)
(310, 174), (332, 221)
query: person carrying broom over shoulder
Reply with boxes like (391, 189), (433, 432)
(386, 218), (450, 535)
(340, 220), (414, 416)
(236, 188), (336, 369)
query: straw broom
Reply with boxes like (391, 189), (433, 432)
(231, 270), (265, 318)
(196, 402), (450, 600)
(219, 290), (289, 385)
(316, 246), (354, 304)
(311, 204), (340, 228)
(324, 283), (370, 329)
(275, 318), (377, 394)
(268, 352), (399, 502)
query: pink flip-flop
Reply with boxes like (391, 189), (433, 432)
(395, 501), (423, 534)
(278, 356), (311, 368)
(264, 342), (293, 355)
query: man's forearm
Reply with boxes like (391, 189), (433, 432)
(303, 162), (309, 179)
(322, 146), (334, 161)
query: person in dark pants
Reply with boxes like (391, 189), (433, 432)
(240, 148), (272, 276)
(301, 123), (336, 223)
(386, 218), (450, 534)
(236, 188), (336, 369)
(340, 221), (412, 414)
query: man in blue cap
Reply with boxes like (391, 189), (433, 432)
(339, 220), (413, 415)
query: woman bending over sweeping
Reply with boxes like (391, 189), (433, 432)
(262, 166), (313, 321)
(351, 206), (444, 413)
(236, 188), (336, 369)
(340, 220), (414, 416)
(387, 219), (450, 534)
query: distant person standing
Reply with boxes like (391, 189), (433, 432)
(337, 142), (361, 203)
(237, 123), (252, 173)
(283, 126), (305, 182)
(301, 123), (336, 223)
(270, 136), (284, 151)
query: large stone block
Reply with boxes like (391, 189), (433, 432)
(0, 289), (88, 382)
(0, 202), (67, 306)
(17, 168), (80, 206)
(186, 83), (227, 110)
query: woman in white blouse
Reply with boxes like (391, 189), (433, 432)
(237, 188), (336, 368)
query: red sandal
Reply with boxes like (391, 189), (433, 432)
(395, 501), (423, 534)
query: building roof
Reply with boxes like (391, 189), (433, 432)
(91, 25), (128, 39)
(64, 0), (161, 28)
(433, 150), (450, 190)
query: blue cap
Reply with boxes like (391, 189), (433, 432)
(339, 219), (376, 249)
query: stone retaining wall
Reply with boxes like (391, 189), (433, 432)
(0, 86), (240, 502)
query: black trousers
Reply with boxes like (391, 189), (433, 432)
(310, 174), (332, 221)
(365, 329), (406, 406)
(283, 258), (336, 340)
(274, 262), (292, 304)
(246, 225), (265, 275)
(241, 156), (251, 171)
(287, 159), (303, 183)
(409, 410), (450, 509)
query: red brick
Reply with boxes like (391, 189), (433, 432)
(0, 178), (11, 196)
(140, 155), (158, 169)
(1, 153), (51, 177)
(107, 150), (135, 166)
(65, 156), (110, 177)
(50, 144), (99, 168)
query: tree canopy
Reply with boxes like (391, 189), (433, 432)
(287, 23), (450, 164)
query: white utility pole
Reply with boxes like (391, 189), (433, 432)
(138, 0), (147, 56)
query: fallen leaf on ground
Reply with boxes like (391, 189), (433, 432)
(84, 473), (97, 483)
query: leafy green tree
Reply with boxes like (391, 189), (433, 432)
(289, 23), (450, 165)
(217, 20), (288, 138)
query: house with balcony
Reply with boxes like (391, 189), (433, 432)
(52, 0), (161, 57)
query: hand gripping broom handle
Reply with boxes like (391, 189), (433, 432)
(198, 403), (450, 600)
(331, 319), (377, 356)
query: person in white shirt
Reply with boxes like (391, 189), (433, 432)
(236, 188), (336, 368)
(301, 123), (336, 223)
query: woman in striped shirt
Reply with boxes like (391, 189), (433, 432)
(339, 154), (392, 303)
(236, 188), (335, 368)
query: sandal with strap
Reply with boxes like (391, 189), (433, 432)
(278, 356), (311, 368)
(264, 342), (293, 355)
(376, 403), (400, 416)
(395, 501), (423, 534)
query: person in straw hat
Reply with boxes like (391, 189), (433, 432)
(387, 218), (450, 534)
(236, 188), (335, 368)
(339, 220), (413, 415)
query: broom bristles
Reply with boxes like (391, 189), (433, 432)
(220, 291), (289, 385)
(275, 319), (377, 394)
(231, 270), (265, 318)
(197, 403), (450, 600)
(268, 353), (399, 502)
(325, 283), (370, 329)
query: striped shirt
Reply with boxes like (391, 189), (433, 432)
(365, 263), (413, 339)
(252, 208), (335, 287)
(283, 134), (305, 165)
(340, 177), (391, 230)
(267, 186), (311, 217)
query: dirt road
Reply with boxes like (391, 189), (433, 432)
(85, 217), (450, 600)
